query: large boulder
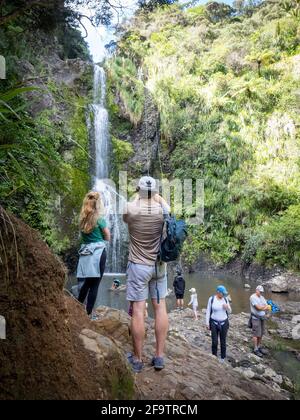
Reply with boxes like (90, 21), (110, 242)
(263, 273), (300, 294)
(264, 275), (289, 293)
(292, 324), (300, 341)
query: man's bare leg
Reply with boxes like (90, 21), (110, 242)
(253, 336), (259, 350)
(131, 300), (146, 361)
(152, 298), (169, 357)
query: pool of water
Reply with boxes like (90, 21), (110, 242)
(273, 351), (300, 399)
(68, 270), (297, 317)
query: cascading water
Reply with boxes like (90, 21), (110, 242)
(91, 65), (127, 273)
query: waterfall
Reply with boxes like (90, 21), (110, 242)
(93, 66), (109, 179)
(91, 65), (127, 273)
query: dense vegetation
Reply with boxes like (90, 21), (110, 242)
(0, 1), (93, 252)
(107, 0), (300, 270)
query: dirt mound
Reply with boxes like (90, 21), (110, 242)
(0, 207), (134, 400)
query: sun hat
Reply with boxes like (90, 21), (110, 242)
(256, 285), (264, 293)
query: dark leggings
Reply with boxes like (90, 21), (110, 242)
(78, 249), (107, 315)
(210, 319), (229, 360)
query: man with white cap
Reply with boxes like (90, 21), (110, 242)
(123, 176), (170, 373)
(250, 285), (270, 357)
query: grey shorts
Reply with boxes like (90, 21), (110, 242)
(252, 318), (265, 338)
(126, 261), (167, 302)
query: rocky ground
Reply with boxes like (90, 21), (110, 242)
(92, 306), (296, 400)
(268, 302), (300, 342)
(166, 308), (299, 397)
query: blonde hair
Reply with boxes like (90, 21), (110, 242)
(79, 191), (103, 234)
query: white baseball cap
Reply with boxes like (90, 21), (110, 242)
(189, 288), (196, 293)
(138, 176), (157, 192)
(256, 285), (264, 293)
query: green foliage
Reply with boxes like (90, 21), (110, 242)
(182, 226), (206, 266)
(0, 6), (93, 253)
(112, 136), (134, 171)
(281, 0), (300, 19)
(255, 205), (300, 269)
(0, 87), (41, 121)
(138, 0), (177, 13)
(57, 25), (91, 61)
(206, 1), (236, 22)
(106, 57), (145, 127)
(246, 49), (276, 75)
(0, 107), (69, 250)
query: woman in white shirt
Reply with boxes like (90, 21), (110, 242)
(188, 288), (198, 320)
(206, 285), (232, 363)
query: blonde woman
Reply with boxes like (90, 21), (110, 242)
(76, 191), (111, 319)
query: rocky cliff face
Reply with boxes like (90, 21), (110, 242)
(125, 89), (161, 177)
(107, 82), (161, 181)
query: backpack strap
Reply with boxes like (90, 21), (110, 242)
(155, 205), (170, 304)
(210, 296), (214, 319)
(224, 297), (229, 318)
(157, 206), (168, 263)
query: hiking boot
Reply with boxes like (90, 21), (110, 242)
(127, 353), (144, 373)
(126, 352), (134, 363)
(253, 349), (264, 358)
(151, 356), (165, 371)
(258, 347), (269, 356)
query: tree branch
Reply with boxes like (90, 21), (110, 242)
(77, 17), (89, 38)
(77, 13), (97, 27)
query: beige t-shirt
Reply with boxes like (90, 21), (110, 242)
(123, 198), (164, 266)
